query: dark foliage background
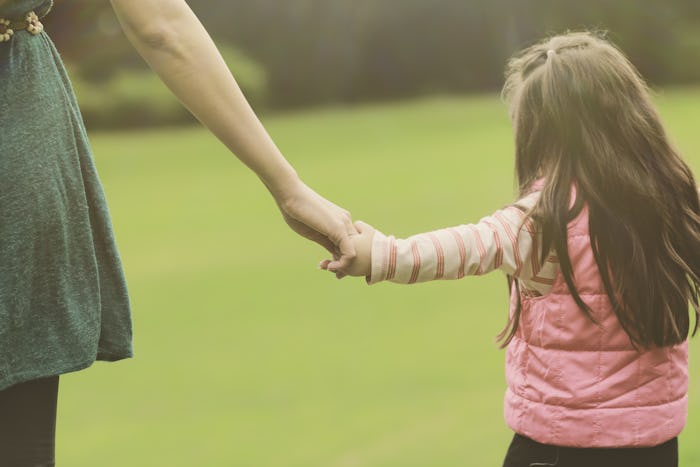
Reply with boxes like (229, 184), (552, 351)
(42, 0), (700, 126)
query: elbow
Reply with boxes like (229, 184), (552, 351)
(112, 2), (170, 50)
(119, 13), (181, 54)
(112, 0), (193, 54)
(132, 22), (191, 63)
(113, 1), (195, 59)
(134, 23), (176, 51)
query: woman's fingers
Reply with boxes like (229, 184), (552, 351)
(335, 271), (347, 280)
(354, 220), (371, 233)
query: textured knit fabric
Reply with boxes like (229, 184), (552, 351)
(504, 185), (688, 448)
(0, 0), (133, 391)
(368, 190), (557, 294)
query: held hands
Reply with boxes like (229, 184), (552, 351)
(271, 176), (374, 279)
(274, 180), (357, 271)
(111, 0), (371, 280)
(320, 221), (375, 279)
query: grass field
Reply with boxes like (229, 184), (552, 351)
(55, 88), (700, 466)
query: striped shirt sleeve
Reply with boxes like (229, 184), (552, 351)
(367, 191), (558, 295)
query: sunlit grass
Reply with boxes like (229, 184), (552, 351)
(56, 89), (700, 466)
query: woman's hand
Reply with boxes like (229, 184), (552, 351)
(275, 180), (357, 272)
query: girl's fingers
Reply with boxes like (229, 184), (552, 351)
(322, 207), (357, 270)
(328, 236), (355, 272)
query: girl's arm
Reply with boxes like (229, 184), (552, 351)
(109, 0), (355, 270)
(326, 192), (557, 292)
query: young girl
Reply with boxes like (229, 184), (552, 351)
(323, 31), (699, 467)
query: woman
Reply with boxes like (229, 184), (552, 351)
(0, 0), (354, 464)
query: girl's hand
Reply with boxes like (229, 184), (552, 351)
(320, 221), (375, 279)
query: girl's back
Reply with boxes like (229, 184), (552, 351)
(330, 31), (699, 467)
(505, 182), (688, 449)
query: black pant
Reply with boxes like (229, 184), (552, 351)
(503, 433), (678, 467)
(0, 375), (59, 467)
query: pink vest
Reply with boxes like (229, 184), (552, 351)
(504, 196), (689, 448)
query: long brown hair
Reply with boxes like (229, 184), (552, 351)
(498, 31), (700, 349)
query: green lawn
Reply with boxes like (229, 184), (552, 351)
(56, 88), (700, 466)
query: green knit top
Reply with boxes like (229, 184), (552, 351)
(0, 0), (134, 391)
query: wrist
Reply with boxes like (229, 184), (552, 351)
(263, 166), (303, 206)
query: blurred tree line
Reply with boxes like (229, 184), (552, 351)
(43, 0), (700, 128)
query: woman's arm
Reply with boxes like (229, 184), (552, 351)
(109, 0), (355, 270)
